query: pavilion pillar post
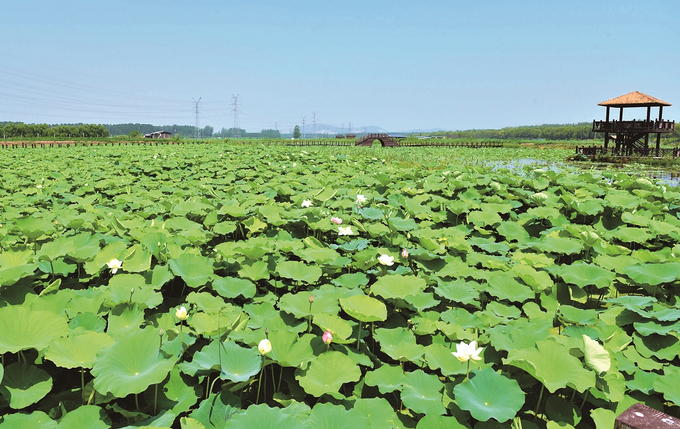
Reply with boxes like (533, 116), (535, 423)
(619, 107), (624, 121)
(606, 107), (610, 121)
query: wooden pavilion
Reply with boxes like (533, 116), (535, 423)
(592, 91), (674, 155)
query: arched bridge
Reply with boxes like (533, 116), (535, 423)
(355, 133), (400, 147)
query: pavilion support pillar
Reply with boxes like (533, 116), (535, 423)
(604, 132), (609, 148)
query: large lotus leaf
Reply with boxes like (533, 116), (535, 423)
(178, 339), (223, 377)
(165, 216), (203, 231)
(56, 405), (111, 429)
(120, 244), (152, 272)
(625, 262), (680, 286)
(189, 389), (241, 429)
(496, 221), (529, 242)
(0, 305), (68, 354)
(558, 306), (598, 325)
(401, 369), (446, 416)
(92, 328), (175, 397)
(359, 207), (384, 220)
(583, 335), (610, 375)
(652, 365), (680, 405)
(212, 276), (256, 299)
(605, 191), (642, 210)
(332, 272), (370, 289)
(268, 330), (315, 368)
(615, 227), (652, 244)
(227, 403), (304, 429)
(36, 236), (75, 262)
(276, 260), (322, 284)
(559, 263), (616, 290)
(425, 343), (467, 376)
(279, 291), (339, 319)
(354, 398), (403, 428)
(103, 273), (162, 309)
(488, 320), (552, 353)
(188, 307), (244, 338)
(237, 260), (270, 281)
(0, 249), (37, 287)
(627, 369), (658, 394)
(298, 247), (342, 265)
(306, 402), (371, 429)
(485, 272), (534, 303)
(169, 253), (213, 288)
(364, 364), (404, 394)
(468, 211), (502, 227)
(145, 366), (202, 416)
(295, 351), (361, 398)
(370, 274), (426, 300)
(217, 341), (262, 382)
(45, 331), (115, 369)
(417, 415), (469, 429)
(374, 327), (425, 362)
(535, 236), (584, 255)
(0, 410), (56, 429)
(313, 313), (353, 343)
(633, 333), (680, 361)
(84, 241), (127, 275)
(339, 295), (387, 322)
(68, 232), (101, 262)
(504, 340), (595, 393)
(106, 303), (146, 338)
(180, 417), (205, 429)
(0, 363), (52, 409)
(14, 217), (55, 241)
(434, 280), (481, 308)
(454, 368), (525, 422)
(511, 264), (553, 293)
(574, 199), (604, 216)
(441, 307), (483, 330)
(590, 408), (616, 429)
(545, 395), (581, 426)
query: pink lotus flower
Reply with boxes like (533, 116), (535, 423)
(331, 217), (342, 225)
(402, 248), (409, 258)
(323, 330), (333, 345)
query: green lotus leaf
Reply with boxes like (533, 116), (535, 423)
(486, 272), (534, 303)
(627, 368), (658, 394)
(545, 394), (581, 426)
(103, 273), (162, 309)
(616, 227), (652, 244)
(496, 221), (529, 242)
(534, 236), (583, 255)
(441, 307), (483, 329)
(120, 244), (152, 272)
(0, 305), (69, 354)
(511, 264), (553, 293)
(401, 369), (446, 416)
(339, 295), (387, 322)
(106, 303), (146, 338)
(633, 333), (680, 361)
(237, 260), (270, 281)
(267, 331), (314, 368)
(388, 217), (418, 231)
(583, 335), (610, 375)
(371, 274), (426, 300)
(574, 199), (604, 216)
(590, 408), (616, 429)
(217, 341), (262, 382)
(359, 207), (384, 220)
(625, 262), (680, 286)
(417, 415), (469, 429)
(0, 363), (52, 409)
(84, 241), (127, 275)
(219, 203), (251, 218)
(178, 339), (223, 377)
(454, 368), (524, 422)
(469, 211), (502, 227)
(558, 306), (598, 325)
(297, 248), (342, 265)
(0, 410), (56, 429)
(180, 417), (206, 429)
(92, 328), (175, 397)
(504, 340), (595, 393)
(354, 398), (403, 428)
(212, 276), (256, 299)
(169, 253), (213, 288)
(227, 403), (304, 429)
(145, 366), (202, 416)
(313, 313), (353, 342)
(374, 327), (425, 362)
(488, 320), (552, 353)
(306, 402), (371, 429)
(187, 291), (228, 313)
(424, 343), (467, 376)
(14, 216), (55, 241)
(434, 280), (480, 308)
(188, 307), (244, 338)
(56, 405), (111, 429)
(364, 364), (404, 394)
(279, 291), (339, 319)
(45, 332), (115, 369)
(67, 232), (101, 262)
(0, 249), (37, 287)
(189, 390), (241, 429)
(604, 191), (642, 210)
(276, 260), (322, 284)
(332, 272), (370, 289)
(36, 236), (75, 262)
(559, 263), (616, 290)
(295, 351), (361, 398)
(165, 216), (203, 231)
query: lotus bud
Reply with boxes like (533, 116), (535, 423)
(175, 306), (188, 321)
(401, 248), (409, 258)
(258, 338), (272, 355)
(309, 294), (314, 303)
(322, 330), (333, 345)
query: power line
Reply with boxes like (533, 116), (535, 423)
(312, 112), (317, 139)
(301, 115), (306, 139)
(193, 97), (201, 139)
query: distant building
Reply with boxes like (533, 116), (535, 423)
(144, 130), (172, 139)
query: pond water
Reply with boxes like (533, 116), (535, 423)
(487, 158), (680, 187)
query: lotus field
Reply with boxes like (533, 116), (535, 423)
(1, 143), (680, 428)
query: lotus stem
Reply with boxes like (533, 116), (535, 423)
(271, 363), (276, 393)
(256, 359), (265, 404)
(356, 323), (361, 349)
(154, 384), (158, 415)
(580, 390), (588, 410)
(81, 369), (85, 405)
(535, 384), (545, 419)
(135, 393), (139, 411)
(465, 360), (470, 382)
(277, 366), (283, 393)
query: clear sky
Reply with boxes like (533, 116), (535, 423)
(1, 0), (678, 133)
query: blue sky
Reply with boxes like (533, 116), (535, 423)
(1, 1), (678, 133)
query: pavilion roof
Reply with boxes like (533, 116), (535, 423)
(598, 91), (671, 107)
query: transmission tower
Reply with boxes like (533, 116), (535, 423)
(312, 112), (317, 139)
(232, 94), (241, 138)
(348, 122), (352, 134)
(341, 122), (345, 135)
(192, 97), (201, 139)
(301, 116), (306, 139)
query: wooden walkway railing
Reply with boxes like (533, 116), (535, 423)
(576, 145), (680, 158)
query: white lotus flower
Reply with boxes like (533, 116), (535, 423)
(175, 306), (188, 321)
(258, 339), (272, 355)
(338, 226), (353, 236)
(378, 254), (394, 266)
(452, 340), (483, 362)
(356, 194), (367, 204)
(107, 258), (123, 274)
(301, 199), (312, 208)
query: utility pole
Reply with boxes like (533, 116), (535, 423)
(232, 94), (240, 138)
(301, 115), (306, 139)
(349, 122), (352, 134)
(312, 112), (317, 139)
(341, 122), (345, 135)
(193, 97), (201, 139)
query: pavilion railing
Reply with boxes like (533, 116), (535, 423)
(592, 119), (675, 133)
(576, 145), (680, 158)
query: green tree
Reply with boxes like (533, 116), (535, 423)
(129, 130), (142, 138)
(293, 125), (301, 139)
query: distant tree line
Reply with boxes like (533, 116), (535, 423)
(213, 128), (281, 139)
(428, 123), (598, 140)
(103, 123), (214, 138)
(0, 122), (110, 138)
